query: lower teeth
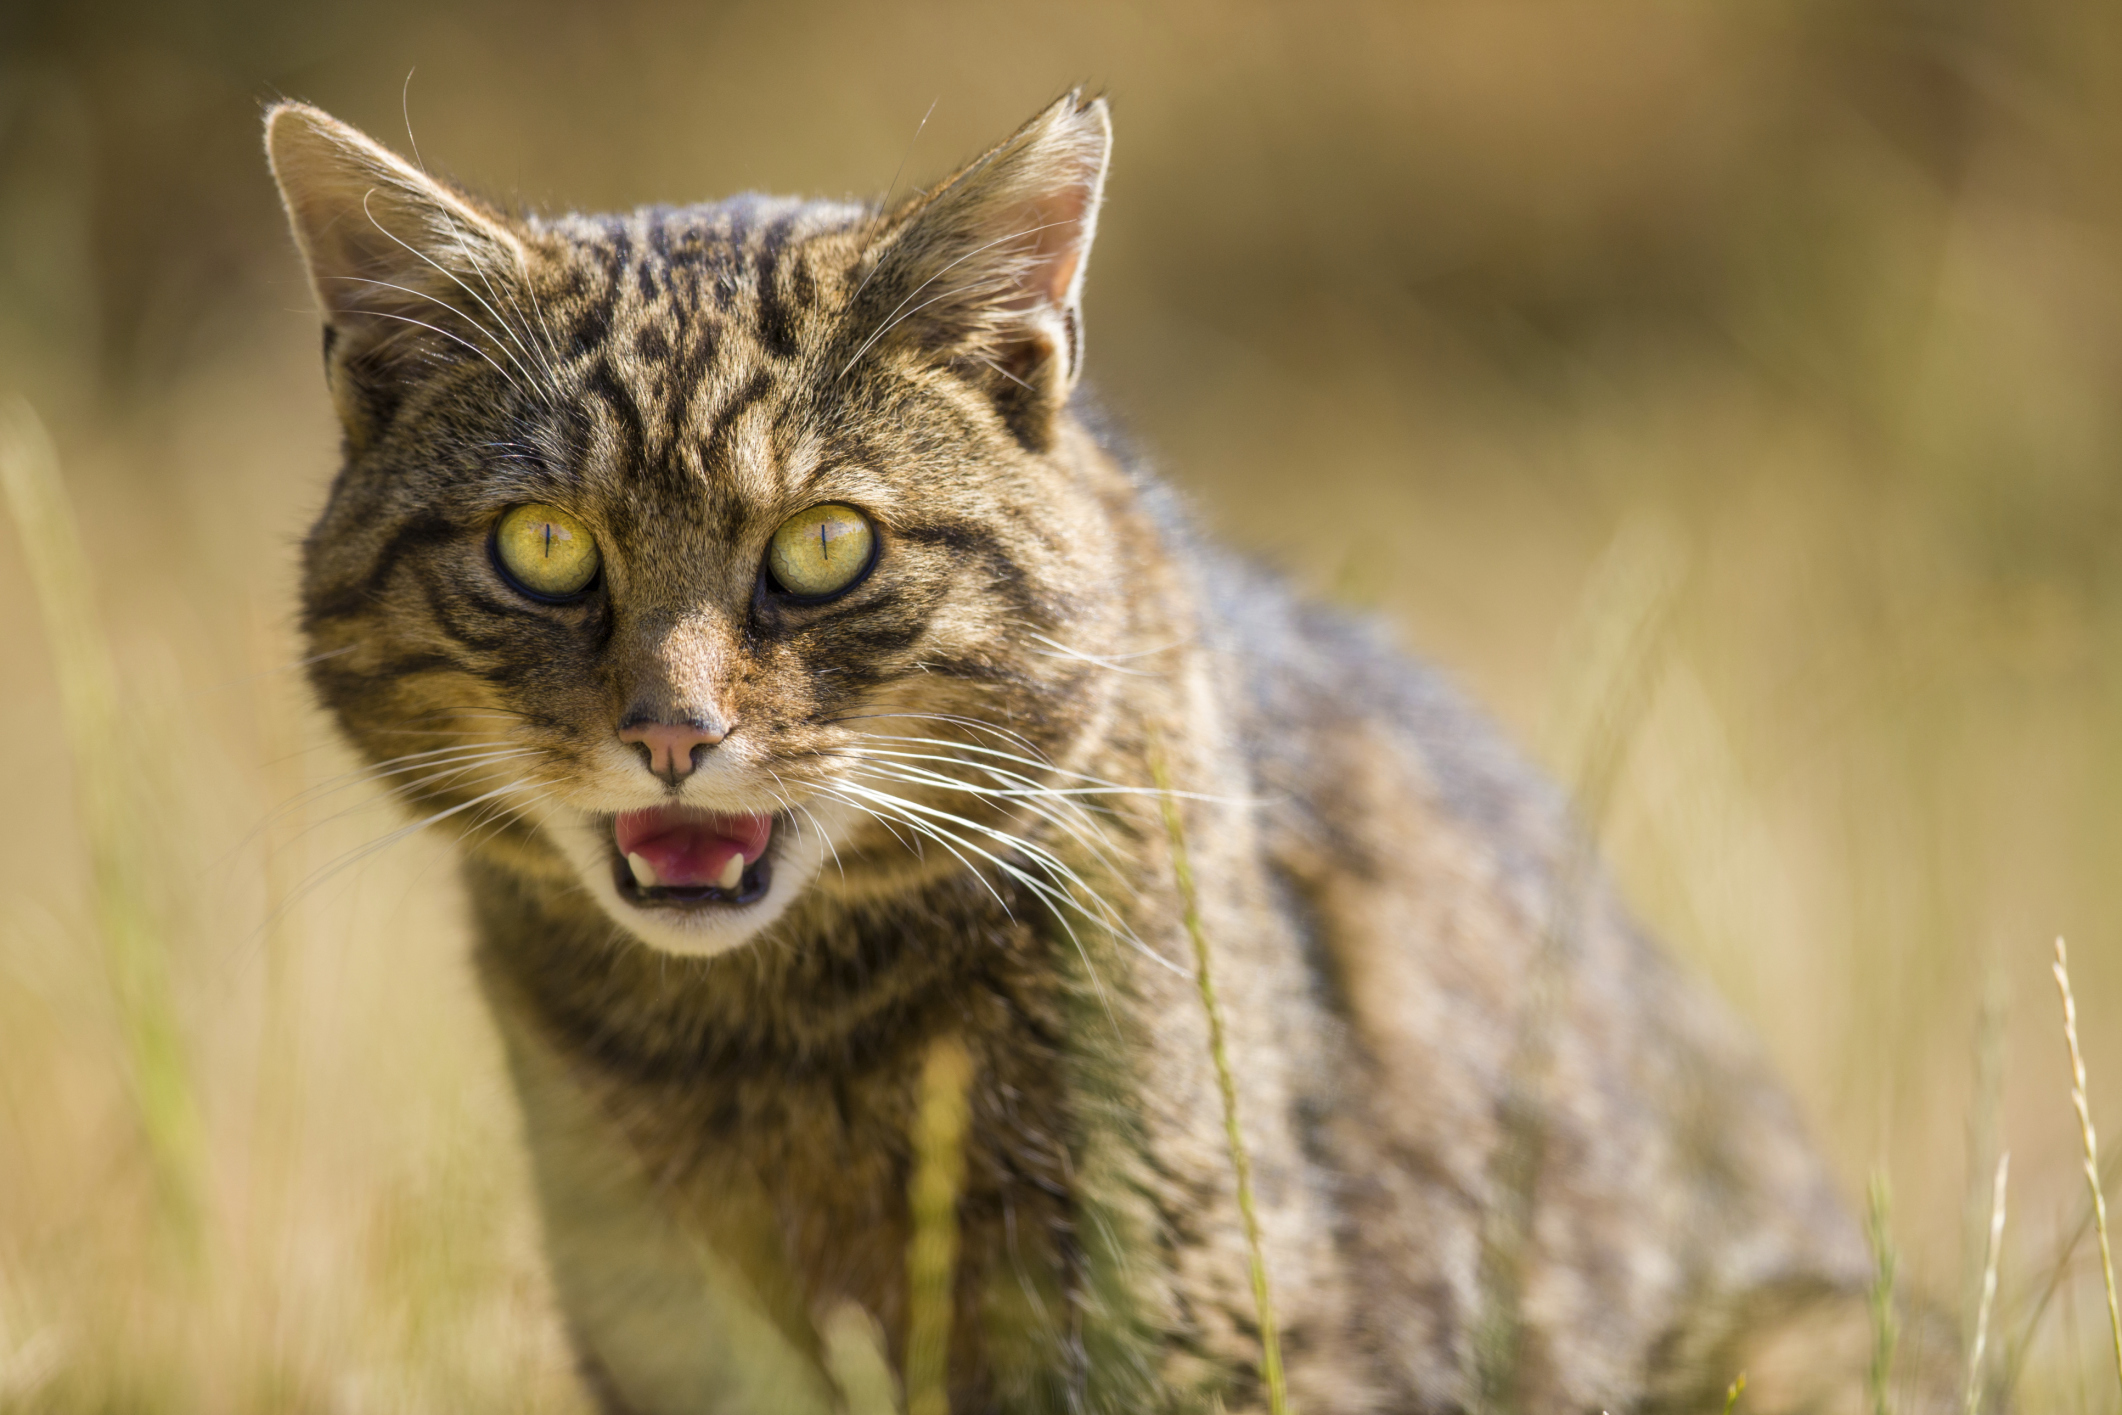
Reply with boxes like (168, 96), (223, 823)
(623, 857), (754, 897)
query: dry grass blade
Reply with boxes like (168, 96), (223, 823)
(0, 396), (203, 1254)
(1999, 1144), (2122, 1395)
(906, 1034), (973, 1415)
(1964, 1151), (2009, 1415)
(2051, 936), (2122, 1395)
(1150, 741), (1290, 1415)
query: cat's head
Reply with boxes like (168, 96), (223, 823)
(266, 95), (1129, 956)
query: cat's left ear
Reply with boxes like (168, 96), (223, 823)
(264, 102), (531, 448)
(850, 92), (1111, 448)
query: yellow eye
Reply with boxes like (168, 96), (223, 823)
(494, 503), (600, 598)
(769, 503), (875, 599)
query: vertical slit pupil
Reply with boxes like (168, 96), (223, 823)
(544, 522), (553, 558)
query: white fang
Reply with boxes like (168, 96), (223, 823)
(628, 852), (659, 889)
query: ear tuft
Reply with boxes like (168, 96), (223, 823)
(264, 102), (532, 440)
(847, 92), (1112, 447)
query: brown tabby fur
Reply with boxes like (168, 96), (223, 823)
(265, 94), (1942, 1413)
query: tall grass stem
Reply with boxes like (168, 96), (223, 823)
(1150, 742), (1289, 1415)
(1964, 1150), (2008, 1415)
(2051, 936), (2122, 1394)
(905, 1033), (973, 1415)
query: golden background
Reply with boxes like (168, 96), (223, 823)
(2, 0), (2120, 1405)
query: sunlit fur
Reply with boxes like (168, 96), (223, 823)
(267, 95), (1946, 1413)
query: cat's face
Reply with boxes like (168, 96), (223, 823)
(270, 97), (1120, 956)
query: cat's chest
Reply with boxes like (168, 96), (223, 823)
(484, 922), (1085, 1414)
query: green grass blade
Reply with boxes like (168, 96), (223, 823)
(1151, 740), (1290, 1415)
(0, 396), (203, 1256)
(905, 1034), (972, 1415)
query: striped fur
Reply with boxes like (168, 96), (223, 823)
(266, 95), (1937, 1413)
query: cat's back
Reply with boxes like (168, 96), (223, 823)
(1168, 524), (1880, 1405)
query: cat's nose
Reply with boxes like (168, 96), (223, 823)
(618, 719), (728, 783)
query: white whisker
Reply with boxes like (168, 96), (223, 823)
(328, 272), (543, 392)
(338, 306), (526, 396)
(829, 778), (1183, 979)
(260, 777), (551, 940)
(810, 781), (1127, 1024)
(358, 192), (553, 395)
(1024, 631), (1178, 676)
(837, 219), (1070, 379)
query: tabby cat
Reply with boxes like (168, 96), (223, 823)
(265, 93), (1923, 1413)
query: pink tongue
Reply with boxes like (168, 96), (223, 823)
(614, 808), (773, 888)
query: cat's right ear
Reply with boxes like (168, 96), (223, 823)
(264, 102), (530, 447)
(847, 93), (1111, 451)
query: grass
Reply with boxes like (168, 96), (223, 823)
(2055, 937), (2122, 1397)
(905, 1035), (974, 1415)
(9, 379), (2122, 1414)
(8, 387), (2122, 1413)
(1965, 1152), (2009, 1415)
(0, 398), (203, 1258)
(0, 393), (587, 1408)
(11, 2), (2122, 1401)
(1151, 741), (1290, 1415)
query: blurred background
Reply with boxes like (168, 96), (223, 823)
(3, 0), (2121, 1407)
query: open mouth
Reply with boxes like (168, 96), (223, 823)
(609, 806), (776, 909)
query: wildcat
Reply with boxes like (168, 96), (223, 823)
(265, 93), (1927, 1413)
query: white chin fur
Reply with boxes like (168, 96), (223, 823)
(546, 811), (828, 958)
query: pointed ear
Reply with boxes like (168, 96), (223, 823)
(849, 92), (1111, 449)
(264, 102), (531, 445)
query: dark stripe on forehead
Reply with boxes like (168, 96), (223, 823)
(790, 259), (819, 324)
(703, 368), (776, 481)
(584, 358), (650, 470)
(754, 214), (801, 360)
(673, 315), (721, 406)
(600, 223), (634, 279)
(635, 208), (673, 300)
(568, 281), (617, 356)
(567, 221), (634, 355)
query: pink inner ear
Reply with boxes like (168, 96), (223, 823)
(1016, 182), (1096, 312)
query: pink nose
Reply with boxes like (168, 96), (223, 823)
(618, 720), (727, 782)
